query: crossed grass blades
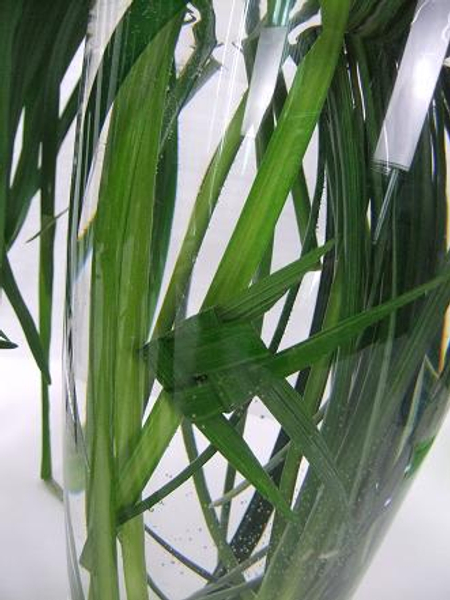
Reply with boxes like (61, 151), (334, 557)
(3, 1), (450, 600)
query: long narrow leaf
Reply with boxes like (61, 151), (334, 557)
(119, 444), (217, 523)
(218, 241), (333, 323)
(153, 94), (247, 336)
(194, 414), (295, 522)
(161, 0), (217, 147)
(73, 0), (189, 225)
(2, 257), (50, 382)
(267, 273), (450, 378)
(255, 371), (348, 510)
(203, 0), (351, 307)
(0, 329), (17, 349)
(116, 391), (181, 510)
(145, 526), (216, 583)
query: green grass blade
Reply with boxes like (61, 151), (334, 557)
(218, 241), (333, 323)
(147, 2), (219, 324)
(118, 412), (244, 523)
(153, 94), (246, 336)
(145, 526), (216, 583)
(6, 1), (88, 249)
(203, 0), (352, 307)
(119, 444), (217, 522)
(180, 421), (250, 591)
(291, 167), (312, 244)
(194, 414), (295, 521)
(37, 5), (84, 482)
(255, 372), (348, 509)
(88, 16), (184, 599)
(38, 85), (59, 482)
(211, 403), (325, 510)
(117, 391), (181, 510)
(268, 171), (326, 351)
(268, 273), (450, 378)
(0, 3), (21, 270)
(73, 0), (189, 225)
(2, 257), (51, 383)
(211, 443), (291, 507)
(26, 208), (68, 243)
(0, 329), (17, 349)
(148, 110), (179, 327)
(5, 99), (42, 247)
(190, 547), (268, 598)
(161, 0), (217, 147)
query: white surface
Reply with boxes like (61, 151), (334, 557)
(0, 357), (67, 600)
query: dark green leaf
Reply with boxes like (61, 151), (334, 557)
(26, 208), (68, 243)
(2, 257), (50, 382)
(148, 103), (179, 326)
(254, 370), (349, 510)
(145, 526), (215, 582)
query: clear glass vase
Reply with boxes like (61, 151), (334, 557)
(64, 2), (450, 599)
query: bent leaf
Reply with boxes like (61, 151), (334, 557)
(2, 257), (50, 382)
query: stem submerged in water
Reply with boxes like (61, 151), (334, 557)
(64, 2), (450, 599)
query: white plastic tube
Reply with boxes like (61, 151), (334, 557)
(374, 0), (450, 171)
(241, 25), (289, 138)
